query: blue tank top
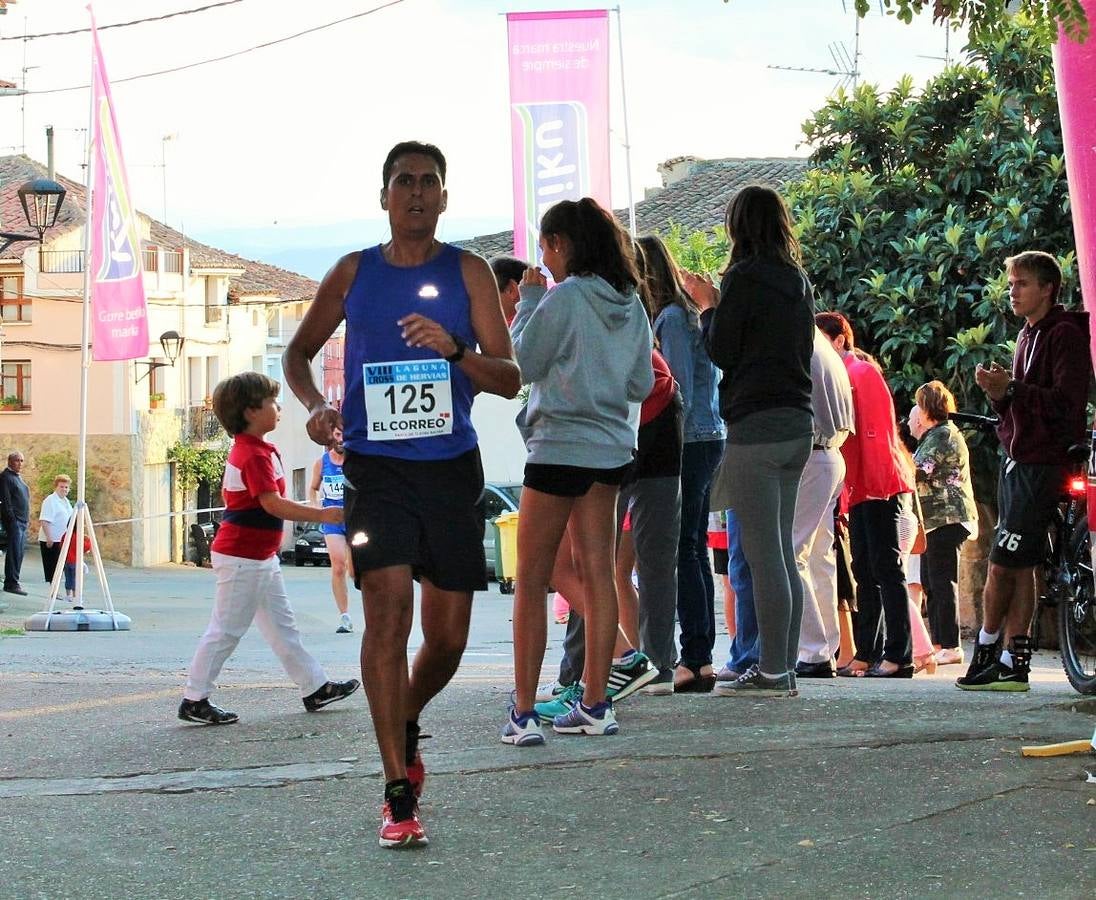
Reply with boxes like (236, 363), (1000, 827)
(343, 243), (477, 461)
(318, 451), (345, 536)
(319, 452), (344, 508)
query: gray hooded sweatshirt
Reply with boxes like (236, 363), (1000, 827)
(511, 274), (654, 468)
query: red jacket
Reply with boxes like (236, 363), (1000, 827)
(840, 353), (913, 506)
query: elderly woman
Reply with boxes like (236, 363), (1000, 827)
(37, 474), (74, 586)
(909, 381), (978, 666)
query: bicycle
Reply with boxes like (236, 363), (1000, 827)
(951, 411), (1096, 694)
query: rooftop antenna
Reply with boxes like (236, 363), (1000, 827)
(768, 0), (881, 93)
(917, 20), (953, 67)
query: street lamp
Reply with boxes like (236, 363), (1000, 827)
(0, 176), (67, 255)
(134, 330), (185, 383)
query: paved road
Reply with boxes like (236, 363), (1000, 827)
(1, 558), (1094, 899)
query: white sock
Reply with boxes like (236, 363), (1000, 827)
(612, 649), (636, 667)
(978, 628), (1000, 645)
(999, 649), (1014, 669)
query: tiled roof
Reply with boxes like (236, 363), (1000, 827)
(1, 154), (317, 302)
(0, 154), (86, 258)
(227, 259), (318, 303)
(459, 156), (810, 258)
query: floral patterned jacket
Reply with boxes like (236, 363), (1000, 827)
(913, 421), (977, 531)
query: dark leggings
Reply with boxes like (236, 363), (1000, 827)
(921, 522), (968, 650)
(850, 497), (912, 666)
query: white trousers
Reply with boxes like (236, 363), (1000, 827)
(795, 448), (846, 664)
(184, 552), (327, 701)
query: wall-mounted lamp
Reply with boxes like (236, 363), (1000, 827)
(134, 330), (185, 384)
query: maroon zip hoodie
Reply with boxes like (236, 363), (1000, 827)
(991, 304), (1091, 465)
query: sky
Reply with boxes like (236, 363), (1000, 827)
(0, 0), (954, 270)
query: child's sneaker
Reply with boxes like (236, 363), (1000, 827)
(501, 707), (545, 746)
(552, 699), (619, 735)
(606, 650), (658, 701)
(177, 697), (239, 725)
(302, 678), (360, 711)
(336, 613), (353, 634)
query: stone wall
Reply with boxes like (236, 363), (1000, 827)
(3, 432), (137, 564)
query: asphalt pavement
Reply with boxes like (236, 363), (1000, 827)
(1, 554), (1094, 899)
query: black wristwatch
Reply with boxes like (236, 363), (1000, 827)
(445, 333), (467, 363)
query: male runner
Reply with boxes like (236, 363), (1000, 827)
(283, 141), (520, 848)
(308, 428), (352, 633)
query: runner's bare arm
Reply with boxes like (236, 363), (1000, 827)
(283, 252), (359, 446)
(258, 491), (343, 526)
(307, 457), (322, 506)
(396, 254), (520, 399)
(461, 252), (521, 397)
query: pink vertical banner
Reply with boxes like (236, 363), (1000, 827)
(1052, 4), (1096, 556)
(88, 9), (148, 361)
(506, 9), (611, 264)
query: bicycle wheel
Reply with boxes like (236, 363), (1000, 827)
(1058, 526), (1096, 694)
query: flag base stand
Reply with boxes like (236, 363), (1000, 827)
(25, 608), (131, 632)
(30, 504), (130, 633)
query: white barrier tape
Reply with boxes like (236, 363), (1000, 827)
(94, 506), (227, 527)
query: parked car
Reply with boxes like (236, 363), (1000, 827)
(477, 482), (521, 579)
(294, 526), (330, 566)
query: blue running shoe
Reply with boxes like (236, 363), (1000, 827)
(500, 708), (545, 746)
(534, 681), (583, 720)
(552, 700), (619, 735)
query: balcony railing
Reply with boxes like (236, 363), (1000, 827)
(39, 250), (85, 273)
(185, 406), (223, 442)
(36, 249), (185, 275)
(164, 251), (184, 274)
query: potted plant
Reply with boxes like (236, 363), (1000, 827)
(0, 395), (21, 411)
(150, 392), (166, 410)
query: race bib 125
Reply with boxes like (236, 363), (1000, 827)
(364, 360), (453, 440)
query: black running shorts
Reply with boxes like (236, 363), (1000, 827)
(524, 462), (633, 498)
(342, 447), (487, 592)
(989, 458), (1066, 569)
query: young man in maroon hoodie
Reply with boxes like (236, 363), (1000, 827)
(960, 251), (1092, 691)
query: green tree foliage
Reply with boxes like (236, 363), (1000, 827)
(790, 19), (1074, 409)
(34, 450), (101, 513)
(167, 441), (229, 493)
(723, 1), (1089, 42)
(672, 18), (1079, 497)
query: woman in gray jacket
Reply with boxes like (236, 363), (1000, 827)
(502, 198), (654, 747)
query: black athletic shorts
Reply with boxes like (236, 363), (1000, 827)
(342, 447), (487, 592)
(712, 547), (729, 576)
(524, 462), (633, 498)
(989, 457), (1066, 569)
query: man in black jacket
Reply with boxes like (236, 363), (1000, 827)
(0, 451), (31, 595)
(960, 251), (1092, 692)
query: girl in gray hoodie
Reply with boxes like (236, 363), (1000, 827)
(502, 198), (653, 747)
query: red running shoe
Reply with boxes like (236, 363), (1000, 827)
(407, 751), (425, 799)
(379, 802), (428, 849)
